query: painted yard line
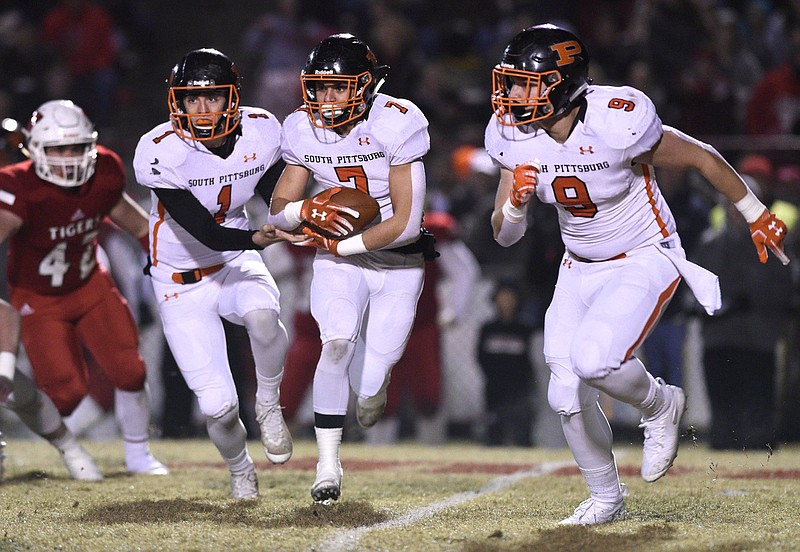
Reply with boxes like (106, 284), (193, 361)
(318, 460), (574, 552)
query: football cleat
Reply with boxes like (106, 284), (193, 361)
(559, 497), (626, 525)
(640, 378), (687, 482)
(61, 443), (104, 481)
(356, 390), (387, 429)
(255, 401), (293, 464)
(311, 460), (343, 503)
(126, 452), (169, 476)
(231, 466), (259, 500)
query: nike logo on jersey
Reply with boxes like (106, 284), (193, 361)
(18, 303), (35, 316)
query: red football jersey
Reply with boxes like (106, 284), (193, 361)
(0, 145), (125, 295)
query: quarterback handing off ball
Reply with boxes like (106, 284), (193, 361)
(302, 186), (380, 238)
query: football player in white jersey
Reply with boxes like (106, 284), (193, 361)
(133, 48), (300, 500)
(486, 24), (790, 525)
(267, 33), (432, 503)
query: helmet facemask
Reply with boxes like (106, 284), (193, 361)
(301, 71), (376, 129)
(491, 65), (565, 125)
(25, 100), (98, 188)
(168, 84), (241, 141)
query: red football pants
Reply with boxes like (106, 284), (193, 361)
(10, 268), (146, 415)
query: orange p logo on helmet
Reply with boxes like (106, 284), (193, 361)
(550, 41), (583, 66)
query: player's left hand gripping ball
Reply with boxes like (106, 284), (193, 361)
(510, 160), (540, 208)
(749, 210), (790, 265)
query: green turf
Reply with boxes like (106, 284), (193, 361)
(1, 439), (798, 551)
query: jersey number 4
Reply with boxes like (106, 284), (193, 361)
(39, 231), (99, 287)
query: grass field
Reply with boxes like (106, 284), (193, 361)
(1, 437), (799, 551)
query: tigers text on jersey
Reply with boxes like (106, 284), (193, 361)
(281, 93), (430, 223)
(133, 107), (281, 271)
(485, 85), (677, 261)
(0, 145), (125, 295)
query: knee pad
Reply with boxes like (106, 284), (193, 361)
(320, 339), (355, 369)
(208, 401), (239, 423)
(547, 360), (600, 416)
(197, 385), (239, 419)
(243, 308), (285, 347)
(570, 321), (615, 380)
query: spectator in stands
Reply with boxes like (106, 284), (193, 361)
(746, 21), (800, 135)
(41, 0), (121, 129)
(690, 184), (794, 450)
(477, 280), (535, 447)
(240, 0), (333, 121)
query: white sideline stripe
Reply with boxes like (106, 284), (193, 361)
(319, 460), (573, 552)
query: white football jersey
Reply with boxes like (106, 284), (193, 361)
(281, 92), (430, 224)
(134, 107), (282, 271)
(485, 85), (676, 260)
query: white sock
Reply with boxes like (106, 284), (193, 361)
(315, 427), (342, 470)
(49, 428), (80, 454)
(228, 448), (254, 475)
(256, 371), (282, 406)
(581, 458), (623, 503)
(123, 440), (151, 461)
(114, 388), (150, 443)
(637, 378), (665, 419)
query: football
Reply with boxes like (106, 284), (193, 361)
(304, 186), (380, 239)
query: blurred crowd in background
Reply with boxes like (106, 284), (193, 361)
(2, 0), (800, 450)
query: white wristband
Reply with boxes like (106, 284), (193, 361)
(501, 198), (527, 224)
(0, 351), (16, 380)
(283, 200), (304, 228)
(734, 187), (767, 223)
(336, 234), (368, 256)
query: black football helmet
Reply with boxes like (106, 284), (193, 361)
(301, 34), (388, 129)
(491, 24), (591, 126)
(167, 48), (242, 141)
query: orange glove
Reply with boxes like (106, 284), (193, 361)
(510, 161), (540, 208)
(749, 210), (790, 265)
(300, 187), (360, 237)
(298, 226), (340, 256)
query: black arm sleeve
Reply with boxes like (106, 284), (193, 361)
(153, 187), (259, 251)
(254, 159), (286, 204)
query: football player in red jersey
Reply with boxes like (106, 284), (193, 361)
(0, 99), (167, 477)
